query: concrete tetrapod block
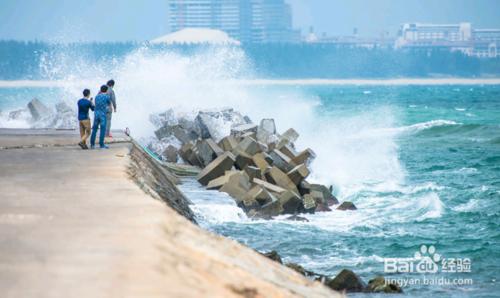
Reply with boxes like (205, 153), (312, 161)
(252, 178), (287, 194)
(218, 135), (239, 152)
(243, 165), (262, 181)
(256, 191), (283, 218)
(233, 150), (255, 170)
(179, 143), (193, 162)
(252, 152), (271, 172)
(279, 144), (298, 160)
(206, 171), (239, 190)
(219, 171), (252, 202)
(292, 148), (317, 166)
(280, 128), (299, 143)
(162, 145), (179, 163)
(265, 166), (299, 195)
(28, 98), (52, 121)
(242, 185), (278, 210)
(302, 194), (317, 212)
(310, 184), (339, 205)
(287, 164), (310, 186)
(234, 136), (261, 156)
(196, 152), (236, 186)
(197, 139), (224, 167)
(230, 123), (258, 138)
(269, 149), (295, 173)
(278, 190), (303, 214)
(256, 118), (276, 144)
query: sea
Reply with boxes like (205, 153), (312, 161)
(0, 45), (499, 297)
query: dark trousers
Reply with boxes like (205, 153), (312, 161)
(90, 114), (107, 148)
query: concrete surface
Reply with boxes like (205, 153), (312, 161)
(0, 130), (339, 298)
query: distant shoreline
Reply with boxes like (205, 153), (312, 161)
(0, 78), (500, 88)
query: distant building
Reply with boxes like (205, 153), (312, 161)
(398, 23), (472, 44)
(167, 0), (298, 43)
(396, 22), (499, 58)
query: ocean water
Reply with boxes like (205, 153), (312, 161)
(0, 46), (499, 297)
(178, 84), (500, 298)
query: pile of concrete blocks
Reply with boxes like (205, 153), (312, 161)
(147, 109), (355, 218)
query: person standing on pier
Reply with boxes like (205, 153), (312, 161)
(105, 79), (117, 138)
(90, 85), (112, 149)
(77, 89), (94, 150)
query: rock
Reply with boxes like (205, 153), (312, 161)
(278, 190), (303, 214)
(285, 215), (309, 222)
(162, 145), (179, 163)
(285, 263), (309, 276)
(27, 98), (52, 121)
(262, 250), (282, 264)
(196, 152), (235, 186)
(315, 203), (332, 212)
(268, 149), (295, 172)
(327, 269), (366, 293)
(234, 136), (261, 156)
(253, 178), (287, 194)
(230, 123), (258, 138)
(219, 171), (252, 202)
(287, 164), (310, 186)
(243, 165), (261, 181)
(337, 201), (357, 211)
(197, 139), (224, 167)
(265, 166), (299, 195)
(218, 135), (239, 152)
(256, 118), (276, 144)
(292, 148), (316, 166)
(366, 276), (403, 293)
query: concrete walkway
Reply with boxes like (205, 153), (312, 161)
(0, 129), (338, 298)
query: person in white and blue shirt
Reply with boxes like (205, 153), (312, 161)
(90, 85), (111, 149)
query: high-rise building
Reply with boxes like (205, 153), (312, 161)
(168, 0), (298, 43)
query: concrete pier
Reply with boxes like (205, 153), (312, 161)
(0, 129), (338, 298)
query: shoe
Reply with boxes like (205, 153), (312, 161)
(83, 144), (89, 150)
(90, 145), (95, 149)
(78, 142), (85, 149)
(100, 145), (109, 149)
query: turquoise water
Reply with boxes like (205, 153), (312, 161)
(1, 84), (499, 297)
(180, 85), (500, 297)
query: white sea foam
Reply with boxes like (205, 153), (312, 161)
(1, 44), (448, 229)
(391, 119), (460, 134)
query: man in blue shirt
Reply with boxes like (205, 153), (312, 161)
(90, 85), (112, 149)
(77, 89), (94, 149)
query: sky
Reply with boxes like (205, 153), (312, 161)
(0, 0), (499, 42)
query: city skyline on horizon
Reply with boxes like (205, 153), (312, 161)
(0, 0), (499, 42)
